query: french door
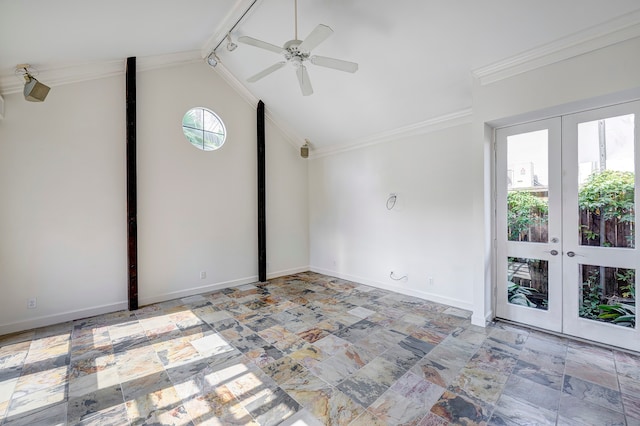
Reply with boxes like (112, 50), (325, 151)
(496, 101), (640, 352)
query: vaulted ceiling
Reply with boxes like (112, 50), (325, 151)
(1, 0), (640, 152)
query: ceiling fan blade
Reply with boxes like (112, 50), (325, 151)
(310, 55), (359, 73)
(247, 62), (287, 82)
(296, 65), (313, 96)
(238, 36), (284, 54)
(297, 24), (333, 52)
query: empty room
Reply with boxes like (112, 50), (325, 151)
(1, 1), (639, 425)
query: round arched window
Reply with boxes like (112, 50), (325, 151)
(182, 107), (226, 151)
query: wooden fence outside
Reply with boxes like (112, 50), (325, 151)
(579, 209), (634, 248)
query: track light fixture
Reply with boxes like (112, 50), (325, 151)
(301, 139), (310, 158)
(15, 64), (50, 102)
(226, 33), (238, 52)
(206, 52), (220, 68)
(203, 0), (258, 66)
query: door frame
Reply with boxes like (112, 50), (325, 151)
(495, 118), (563, 332)
(492, 100), (640, 352)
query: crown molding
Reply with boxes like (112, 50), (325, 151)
(473, 9), (640, 85)
(310, 108), (473, 159)
(214, 61), (472, 157)
(0, 60), (122, 95)
(138, 50), (202, 72)
(213, 62), (303, 149)
(0, 50), (202, 96)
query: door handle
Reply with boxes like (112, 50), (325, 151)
(544, 250), (559, 256)
(566, 251), (584, 257)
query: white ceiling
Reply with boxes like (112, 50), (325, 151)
(0, 0), (235, 67)
(2, 0), (640, 151)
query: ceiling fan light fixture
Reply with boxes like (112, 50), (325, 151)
(238, 0), (358, 96)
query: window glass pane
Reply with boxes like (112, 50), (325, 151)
(203, 110), (224, 133)
(183, 127), (204, 150)
(507, 130), (549, 243)
(578, 114), (635, 248)
(203, 131), (224, 151)
(507, 257), (549, 311)
(182, 107), (226, 151)
(579, 264), (635, 328)
(182, 109), (200, 129)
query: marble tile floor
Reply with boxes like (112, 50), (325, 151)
(0, 271), (639, 426)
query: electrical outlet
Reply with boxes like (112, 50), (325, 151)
(27, 298), (37, 309)
(200, 271), (206, 279)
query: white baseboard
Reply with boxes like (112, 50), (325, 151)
(0, 302), (128, 336)
(0, 266), (311, 336)
(267, 266), (309, 280)
(471, 309), (494, 328)
(139, 266), (311, 306)
(309, 266), (474, 312)
(138, 276), (258, 306)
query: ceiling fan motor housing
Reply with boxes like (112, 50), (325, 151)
(284, 40), (309, 64)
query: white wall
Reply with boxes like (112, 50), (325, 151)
(3, 38), (637, 336)
(470, 36), (640, 325)
(0, 61), (309, 334)
(309, 123), (475, 310)
(309, 37), (640, 325)
(0, 76), (128, 332)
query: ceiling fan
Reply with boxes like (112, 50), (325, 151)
(238, 0), (358, 96)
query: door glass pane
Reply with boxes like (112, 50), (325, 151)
(507, 130), (549, 243)
(508, 257), (549, 310)
(579, 264), (636, 328)
(578, 114), (635, 248)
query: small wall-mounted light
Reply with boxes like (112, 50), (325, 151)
(226, 33), (238, 52)
(301, 139), (310, 158)
(206, 52), (220, 68)
(16, 64), (50, 102)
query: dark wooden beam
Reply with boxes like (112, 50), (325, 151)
(126, 57), (139, 310)
(257, 100), (267, 282)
